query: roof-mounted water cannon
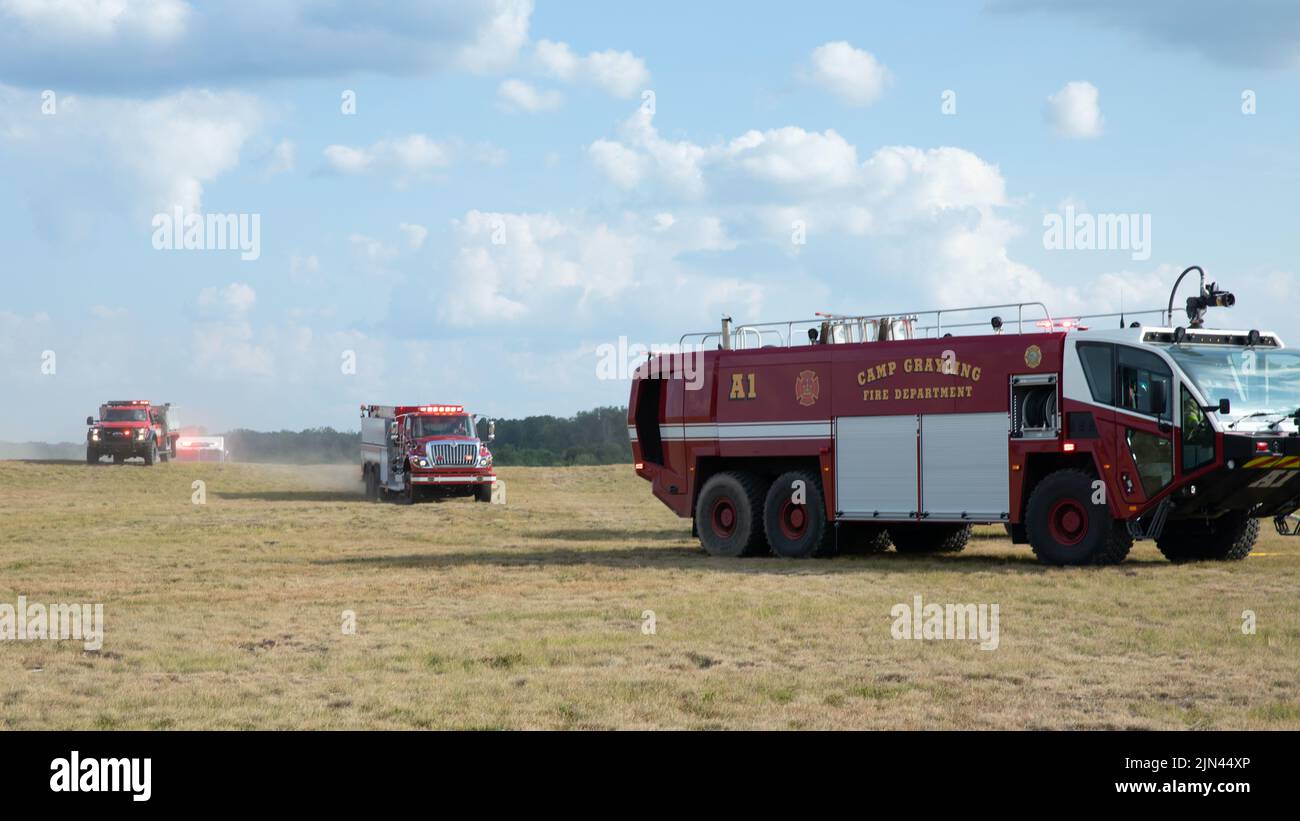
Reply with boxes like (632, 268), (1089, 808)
(1167, 265), (1235, 329)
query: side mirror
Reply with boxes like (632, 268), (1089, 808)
(1219, 398), (1231, 415)
(1150, 381), (1168, 416)
(86, 416), (94, 426)
(487, 420), (496, 442)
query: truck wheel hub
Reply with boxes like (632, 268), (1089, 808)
(711, 499), (736, 536)
(779, 501), (807, 539)
(1048, 499), (1088, 546)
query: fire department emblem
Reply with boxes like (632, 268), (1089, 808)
(1024, 345), (1042, 369)
(795, 370), (820, 406)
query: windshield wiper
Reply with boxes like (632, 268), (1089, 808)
(1268, 407), (1300, 431)
(1229, 410), (1287, 430)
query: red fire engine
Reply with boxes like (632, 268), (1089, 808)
(361, 404), (497, 503)
(629, 268), (1300, 565)
(86, 400), (180, 466)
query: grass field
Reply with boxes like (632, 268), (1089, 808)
(0, 459), (1297, 730)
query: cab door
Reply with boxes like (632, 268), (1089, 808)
(149, 410), (165, 444)
(1112, 345), (1176, 507)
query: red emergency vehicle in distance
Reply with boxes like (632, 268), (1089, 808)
(360, 404), (496, 503)
(628, 267), (1300, 565)
(86, 400), (180, 466)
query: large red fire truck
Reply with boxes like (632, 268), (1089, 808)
(361, 404), (497, 503)
(86, 400), (180, 466)
(629, 268), (1300, 565)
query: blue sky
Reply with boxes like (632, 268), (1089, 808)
(2, 0), (1299, 441)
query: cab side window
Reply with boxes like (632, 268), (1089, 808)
(1181, 385), (1215, 472)
(1116, 346), (1173, 421)
(1076, 342), (1114, 404)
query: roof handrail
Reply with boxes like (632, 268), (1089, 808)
(680, 301), (1061, 349)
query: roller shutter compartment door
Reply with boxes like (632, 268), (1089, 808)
(920, 412), (1009, 520)
(835, 415), (919, 519)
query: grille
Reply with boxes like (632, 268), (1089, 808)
(426, 442), (477, 467)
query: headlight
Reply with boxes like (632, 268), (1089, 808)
(135, 429), (147, 440)
(411, 455), (430, 468)
(90, 429), (100, 441)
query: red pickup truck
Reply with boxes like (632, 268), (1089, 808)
(86, 400), (180, 466)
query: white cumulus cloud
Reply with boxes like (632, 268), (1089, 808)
(0, 0), (536, 93)
(1046, 81), (1104, 139)
(0, 0), (190, 42)
(808, 41), (892, 106)
(0, 85), (262, 215)
(534, 39), (649, 98)
(323, 134), (452, 184)
(497, 78), (563, 112)
(587, 139), (646, 189)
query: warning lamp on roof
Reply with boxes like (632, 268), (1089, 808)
(1035, 319), (1086, 332)
(417, 404), (464, 414)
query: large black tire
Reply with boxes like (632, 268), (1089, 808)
(474, 483), (493, 503)
(1156, 513), (1258, 562)
(363, 467), (379, 501)
(838, 523), (892, 554)
(695, 471), (769, 557)
(143, 442), (157, 466)
(1026, 469), (1132, 565)
(889, 522), (971, 554)
(86, 448), (98, 464)
(763, 470), (835, 558)
(113, 454), (125, 465)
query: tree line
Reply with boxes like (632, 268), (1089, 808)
(222, 406), (632, 466)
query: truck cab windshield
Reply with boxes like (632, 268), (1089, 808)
(1167, 345), (1300, 418)
(412, 414), (473, 438)
(103, 408), (148, 422)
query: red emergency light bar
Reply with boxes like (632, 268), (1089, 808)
(365, 403), (468, 418)
(106, 399), (151, 406)
(1035, 319), (1087, 332)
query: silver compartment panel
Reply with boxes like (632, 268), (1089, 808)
(834, 415), (919, 518)
(920, 412), (1009, 519)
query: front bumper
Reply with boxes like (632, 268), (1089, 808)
(89, 435), (151, 455)
(409, 472), (496, 485)
(1170, 433), (1300, 520)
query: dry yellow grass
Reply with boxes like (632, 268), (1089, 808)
(0, 459), (1296, 729)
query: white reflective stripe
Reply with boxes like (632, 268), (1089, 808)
(660, 421), (832, 441)
(412, 475), (495, 483)
(627, 425), (638, 441)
